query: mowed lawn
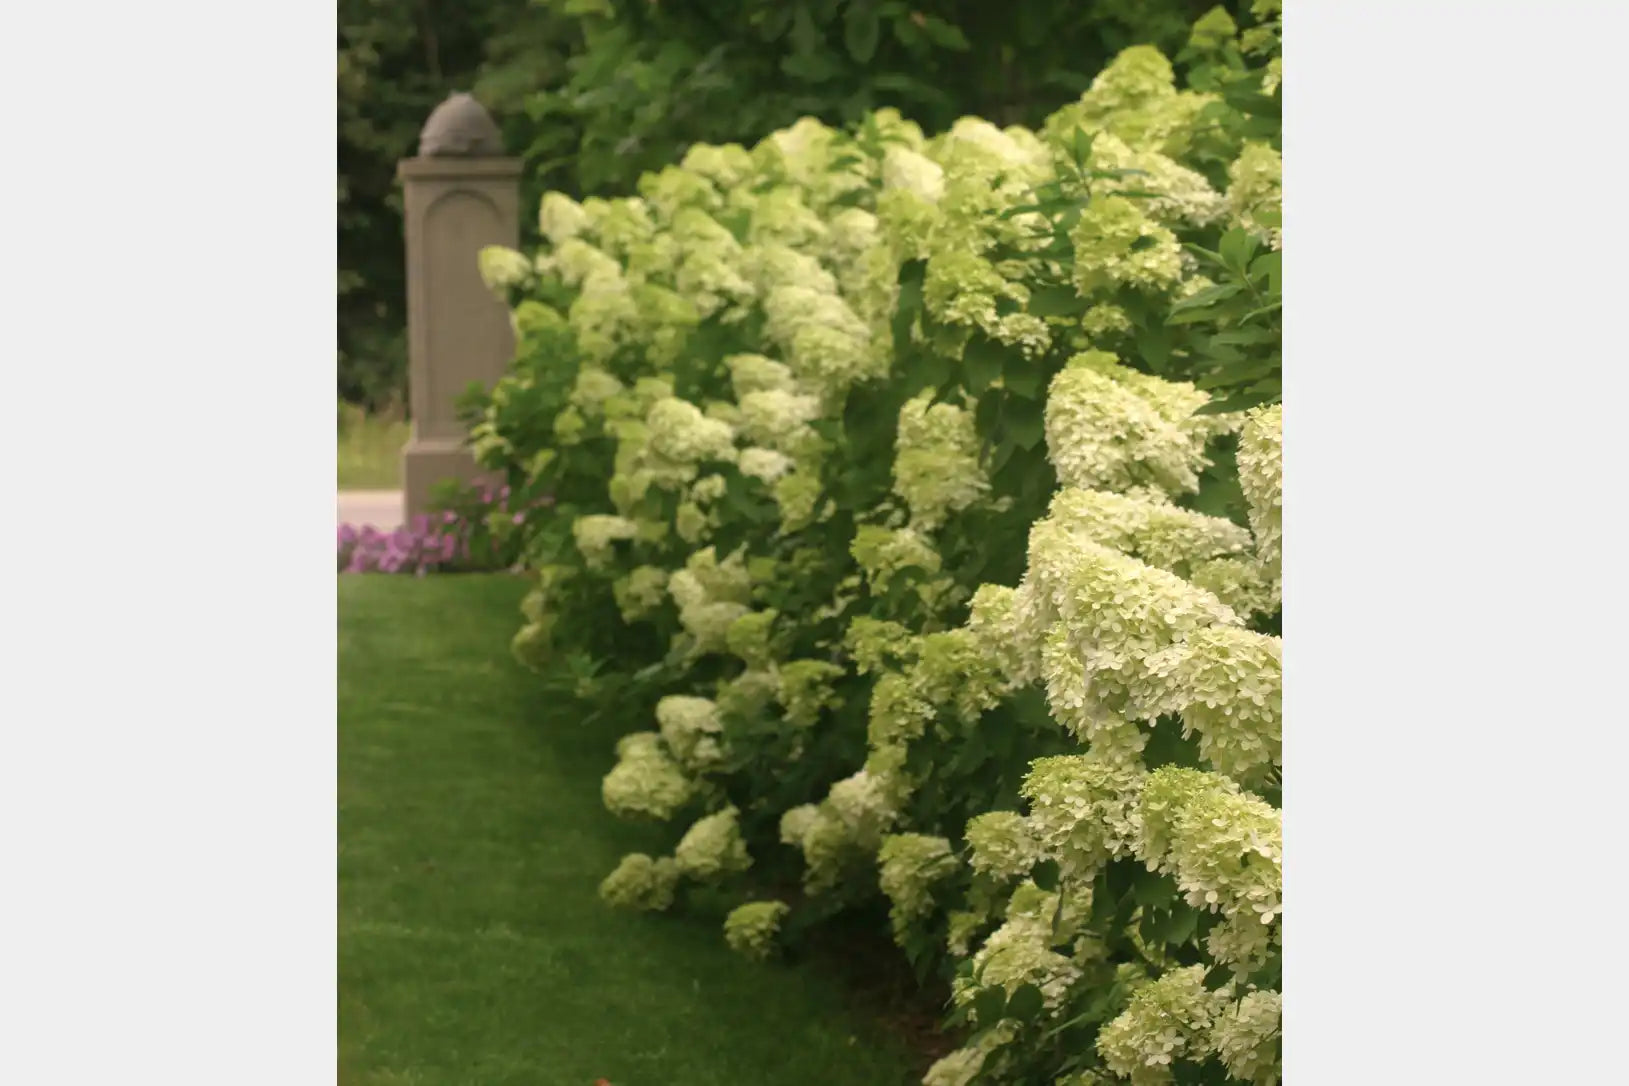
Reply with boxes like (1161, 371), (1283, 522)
(339, 575), (919, 1086)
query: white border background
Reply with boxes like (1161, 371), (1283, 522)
(2, 2), (337, 1082)
(2, 1), (1627, 1082)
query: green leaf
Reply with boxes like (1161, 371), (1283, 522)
(1005, 370), (1045, 405)
(1241, 300), (1283, 324)
(1005, 395), (1045, 450)
(919, 15), (971, 51)
(973, 985), (1008, 1026)
(1170, 282), (1244, 314)
(1032, 859), (1061, 892)
(790, 4), (822, 55)
(1137, 327), (1173, 372)
(844, 2), (881, 63)
(974, 388), (1003, 436)
(1249, 249), (1281, 288)
(963, 336), (1004, 394)
(1133, 869), (1170, 908)
(1218, 228), (1260, 274)
(1070, 127), (1096, 170)
(891, 260), (925, 349)
(1006, 983), (1045, 1023)
(1027, 284), (1082, 318)
(1166, 903), (1201, 946)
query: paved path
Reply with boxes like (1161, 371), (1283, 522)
(338, 490), (403, 531)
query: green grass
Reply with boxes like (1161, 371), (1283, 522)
(339, 575), (922, 1086)
(339, 406), (409, 490)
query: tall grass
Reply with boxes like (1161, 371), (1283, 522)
(338, 402), (409, 491)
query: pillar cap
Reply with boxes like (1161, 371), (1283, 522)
(418, 92), (504, 157)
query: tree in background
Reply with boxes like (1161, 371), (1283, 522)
(339, 0), (1236, 411)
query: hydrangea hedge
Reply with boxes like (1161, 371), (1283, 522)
(465, 4), (1281, 1083)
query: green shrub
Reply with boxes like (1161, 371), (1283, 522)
(338, 0), (1237, 408)
(466, 4), (1281, 1081)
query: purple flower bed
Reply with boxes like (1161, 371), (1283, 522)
(338, 484), (550, 575)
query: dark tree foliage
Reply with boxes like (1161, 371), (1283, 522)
(339, 0), (1235, 410)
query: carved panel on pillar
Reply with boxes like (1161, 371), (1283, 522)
(396, 93), (522, 521)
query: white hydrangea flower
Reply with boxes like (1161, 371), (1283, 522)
(965, 811), (1039, 882)
(779, 803), (820, 847)
(845, 617), (913, 676)
(763, 283), (870, 346)
(892, 392), (990, 531)
(637, 163), (722, 222)
(477, 245), (533, 292)
(877, 833), (959, 935)
(1236, 405), (1283, 573)
(689, 474), (728, 506)
(724, 609), (777, 668)
(581, 195), (655, 258)
(1042, 488), (1252, 574)
(1044, 352), (1215, 496)
(882, 144), (946, 201)
(602, 732), (693, 821)
(921, 1023), (1018, 1086)
(1188, 556), (1278, 620)
(1211, 989), (1282, 1086)
(741, 242), (839, 296)
(568, 270), (641, 365)
(1070, 195), (1185, 297)
(1143, 626), (1282, 783)
(726, 353), (797, 397)
(957, 891), (1084, 1016)
(674, 806), (752, 880)
(680, 142), (755, 191)
(865, 671), (934, 754)
(598, 852), (680, 911)
(656, 695), (726, 772)
(571, 514), (638, 571)
(569, 367), (626, 418)
(538, 192), (591, 245)
(1021, 754), (1147, 880)
(645, 397), (737, 468)
(1228, 143), (1283, 250)
(1096, 964), (1224, 1086)
(748, 187), (829, 248)
(735, 388), (822, 452)
(551, 238), (624, 288)
(723, 900), (790, 961)
(966, 584), (1032, 683)
(738, 446), (794, 482)
(851, 525), (942, 588)
(776, 659), (845, 729)
(828, 768), (900, 837)
(1138, 768), (1280, 948)
(612, 565), (670, 623)
(1088, 132), (1228, 228)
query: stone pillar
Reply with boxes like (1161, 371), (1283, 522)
(397, 92), (522, 522)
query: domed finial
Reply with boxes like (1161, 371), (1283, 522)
(418, 92), (505, 158)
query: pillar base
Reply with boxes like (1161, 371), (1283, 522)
(402, 437), (494, 522)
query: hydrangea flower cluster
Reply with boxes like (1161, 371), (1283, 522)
(601, 733), (693, 821)
(876, 833), (959, 937)
(597, 852), (680, 912)
(722, 900), (790, 962)
(673, 806), (752, 880)
(655, 695), (725, 773)
(892, 392), (990, 531)
(1043, 352), (1218, 496)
